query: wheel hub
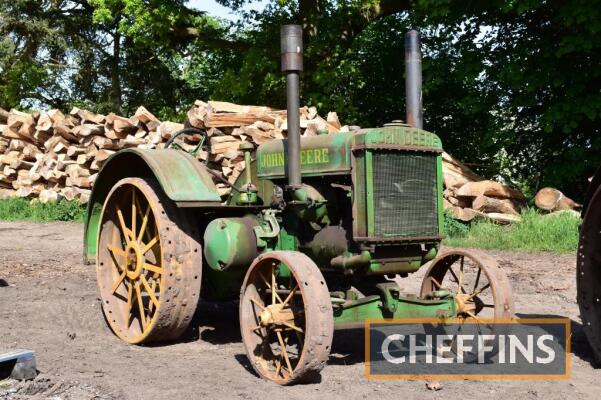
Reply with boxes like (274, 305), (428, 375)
(125, 242), (143, 280)
(455, 293), (476, 315)
(259, 304), (295, 327)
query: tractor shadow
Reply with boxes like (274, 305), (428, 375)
(178, 306), (598, 371)
(180, 300), (367, 370)
(516, 312), (598, 368)
(179, 300), (242, 344)
(328, 329), (366, 366)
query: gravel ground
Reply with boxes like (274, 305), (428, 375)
(0, 221), (598, 399)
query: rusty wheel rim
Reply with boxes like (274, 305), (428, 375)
(240, 251), (333, 384)
(97, 178), (201, 344)
(421, 250), (513, 321)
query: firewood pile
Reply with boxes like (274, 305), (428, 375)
(0, 99), (579, 224)
(186, 100), (348, 196)
(0, 100), (348, 203)
(442, 152), (527, 224)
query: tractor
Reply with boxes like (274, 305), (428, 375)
(83, 26), (514, 384)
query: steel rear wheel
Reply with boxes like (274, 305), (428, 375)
(97, 177), (202, 344)
(578, 187), (601, 361)
(239, 251), (334, 385)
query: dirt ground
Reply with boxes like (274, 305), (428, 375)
(0, 221), (598, 399)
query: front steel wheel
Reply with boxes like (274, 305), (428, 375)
(421, 250), (514, 361)
(96, 177), (202, 344)
(421, 249), (514, 321)
(239, 251), (333, 384)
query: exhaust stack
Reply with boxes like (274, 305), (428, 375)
(281, 25), (303, 188)
(405, 30), (423, 129)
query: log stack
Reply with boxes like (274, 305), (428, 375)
(0, 101), (348, 203)
(534, 187), (581, 214)
(1, 99), (529, 222)
(442, 152), (527, 224)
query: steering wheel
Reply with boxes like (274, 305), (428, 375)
(165, 127), (210, 161)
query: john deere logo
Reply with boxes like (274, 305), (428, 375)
(260, 148), (330, 168)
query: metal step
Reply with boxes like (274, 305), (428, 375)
(0, 350), (37, 380)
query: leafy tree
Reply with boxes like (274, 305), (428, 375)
(1, 0), (599, 198)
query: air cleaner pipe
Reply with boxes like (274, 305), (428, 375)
(405, 30), (423, 129)
(281, 24), (303, 188)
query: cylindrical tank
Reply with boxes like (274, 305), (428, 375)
(203, 216), (261, 271)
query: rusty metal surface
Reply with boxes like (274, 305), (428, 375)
(84, 148), (221, 263)
(351, 144), (442, 153)
(96, 177), (202, 344)
(405, 30), (423, 129)
(239, 251), (333, 385)
(354, 235), (443, 243)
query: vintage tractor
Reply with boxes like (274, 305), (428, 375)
(83, 26), (514, 384)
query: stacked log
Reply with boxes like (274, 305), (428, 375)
(534, 187), (581, 213)
(1, 99), (529, 221)
(442, 152), (526, 224)
(0, 101), (348, 203)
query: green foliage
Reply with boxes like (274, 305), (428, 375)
(443, 209), (469, 239)
(1, 0), (600, 199)
(444, 209), (580, 253)
(0, 198), (86, 222)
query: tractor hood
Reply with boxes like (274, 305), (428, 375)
(256, 126), (442, 179)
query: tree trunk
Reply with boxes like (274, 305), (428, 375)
(109, 16), (122, 112)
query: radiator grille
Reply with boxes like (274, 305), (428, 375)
(372, 152), (438, 237)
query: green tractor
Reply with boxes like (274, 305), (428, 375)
(83, 26), (514, 384)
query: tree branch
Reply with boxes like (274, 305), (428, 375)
(170, 26), (250, 50)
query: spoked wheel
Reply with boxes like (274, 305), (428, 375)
(239, 251), (333, 385)
(421, 250), (513, 321)
(96, 177), (202, 344)
(421, 250), (514, 361)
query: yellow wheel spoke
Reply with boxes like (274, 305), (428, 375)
(125, 283), (133, 327)
(250, 297), (266, 311)
(108, 249), (125, 273)
(282, 321), (303, 333)
(457, 258), (464, 295)
(141, 236), (158, 255)
(276, 330), (293, 374)
(271, 268), (277, 305)
(148, 279), (157, 313)
(467, 283), (491, 301)
(430, 276), (443, 291)
(281, 284), (298, 307)
(143, 262), (162, 275)
(111, 271), (127, 294)
(107, 244), (126, 258)
(131, 188), (137, 239)
(140, 275), (159, 308)
(448, 267), (467, 294)
(464, 310), (483, 324)
(135, 282), (147, 330)
(275, 358), (282, 377)
(137, 205), (151, 243)
(116, 207), (132, 243)
(259, 271), (283, 304)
